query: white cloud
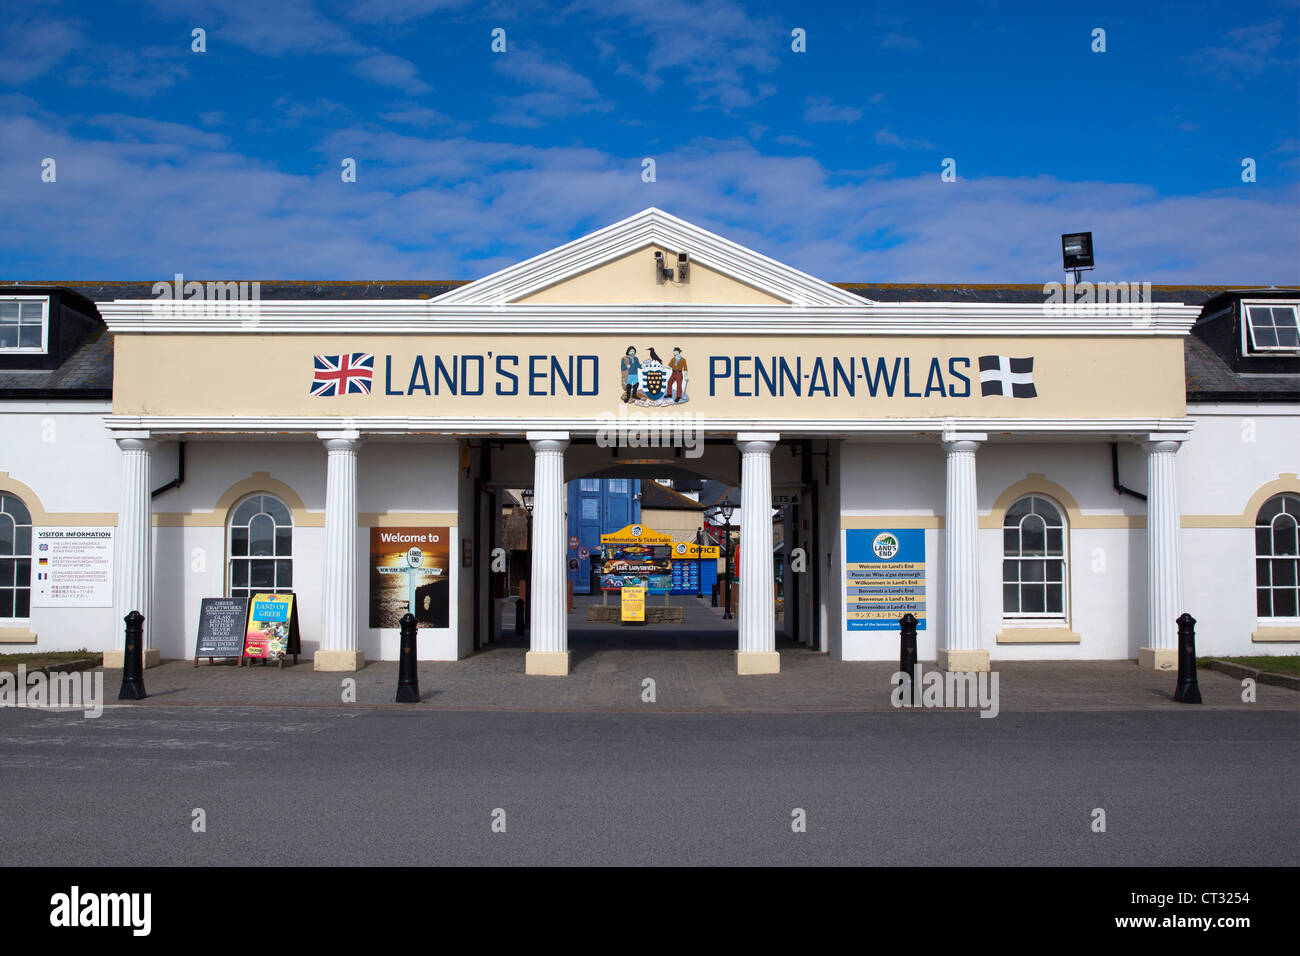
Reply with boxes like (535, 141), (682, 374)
(2, 107), (1296, 284)
(875, 127), (936, 150)
(804, 96), (863, 125)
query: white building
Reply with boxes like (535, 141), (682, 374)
(1, 210), (1296, 674)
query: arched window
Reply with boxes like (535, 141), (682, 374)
(1256, 493), (1299, 619)
(228, 494), (293, 600)
(1002, 495), (1067, 618)
(0, 493), (33, 620)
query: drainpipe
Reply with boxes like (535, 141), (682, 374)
(1111, 442), (1146, 501)
(151, 442), (185, 498)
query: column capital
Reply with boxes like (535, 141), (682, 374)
(318, 429), (362, 451)
(736, 432), (779, 455)
(115, 435), (157, 452)
(940, 432), (986, 453)
(1141, 433), (1189, 452)
(527, 431), (569, 453)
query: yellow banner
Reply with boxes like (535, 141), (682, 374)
(601, 524), (673, 545)
(621, 586), (646, 622)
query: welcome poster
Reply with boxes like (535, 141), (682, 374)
(368, 527), (450, 628)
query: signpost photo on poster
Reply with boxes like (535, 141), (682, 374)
(369, 527), (450, 628)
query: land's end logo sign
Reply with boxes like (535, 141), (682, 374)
(306, 349), (1039, 402)
(872, 533), (900, 560)
(621, 345), (690, 406)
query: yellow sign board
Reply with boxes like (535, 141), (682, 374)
(621, 586), (646, 622)
(671, 542), (720, 559)
(601, 524), (673, 546)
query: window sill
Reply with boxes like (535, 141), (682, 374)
(1251, 624), (1300, 643)
(0, 627), (38, 644)
(996, 627), (1080, 644)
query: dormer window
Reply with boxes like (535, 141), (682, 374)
(1243, 301), (1300, 354)
(0, 297), (48, 353)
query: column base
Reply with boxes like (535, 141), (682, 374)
(1138, 647), (1177, 671)
(937, 648), (990, 672)
(102, 648), (162, 669)
(737, 650), (781, 675)
(314, 649), (366, 672)
(525, 651), (571, 676)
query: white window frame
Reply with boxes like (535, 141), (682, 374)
(1241, 300), (1300, 355)
(0, 296), (50, 354)
(226, 493), (294, 600)
(0, 493), (33, 625)
(1001, 494), (1069, 627)
(1255, 493), (1300, 624)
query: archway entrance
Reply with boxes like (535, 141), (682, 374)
(472, 434), (823, 675)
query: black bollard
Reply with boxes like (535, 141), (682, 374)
(396, 612), (420, 704)
(1173, 612), (1202, 704)
(118, 610), (147, 701)
(513, 597), (525, 638)
(899, 613), (918, 705)
(711, 582), (718, 607)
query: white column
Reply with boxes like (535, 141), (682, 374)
(1140, 436), (1185, 670)
(525, 431), (570, 675)
(107, 434), (158, 668)
(736, 433), (780, 674)
(316, 431), (364, 671)
(939, 433), (989, 672)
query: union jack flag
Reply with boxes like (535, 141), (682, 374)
(310, 352), (374, 397)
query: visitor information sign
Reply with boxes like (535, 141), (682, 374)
(845, 529), (926, 631)
(31, 528), (113, 607)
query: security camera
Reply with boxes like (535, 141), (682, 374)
(677, 252), (690, 282)
(652, 250), (672, 284)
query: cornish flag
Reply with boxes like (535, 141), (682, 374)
(310, 352), (374, 397)
(978, 355), (1037, 398)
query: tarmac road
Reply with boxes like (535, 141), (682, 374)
(1, 705), (1296, 866)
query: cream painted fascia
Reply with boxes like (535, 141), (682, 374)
(981, 474), (1145, 529)
(518, 245), (786, 305)
(842, 515), (945, 529)
(996, 628), (1082, 644)
(360, 512), (458, 527)
(1251, 625), (1300, 643)
(153, 472), (324, 527)
(1181, 474), (1300, 529)
(0, 473), (117, 526)
(433, 207), (863, 307)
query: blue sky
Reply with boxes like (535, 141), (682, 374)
(1, 0), (1297, 283)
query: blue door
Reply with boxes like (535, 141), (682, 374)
(567, 478), (641, 594)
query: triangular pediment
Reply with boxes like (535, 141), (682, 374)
(434, 208), (866, 307)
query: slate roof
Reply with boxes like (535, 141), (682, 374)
(1184, 335), (1300, 402)
(639, 480), (706, 511)
(0, 324), (113, 398)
